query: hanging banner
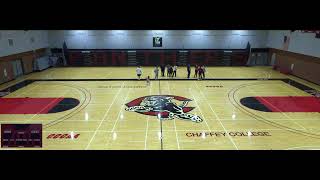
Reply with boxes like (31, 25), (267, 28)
(153, 37), (162, 47)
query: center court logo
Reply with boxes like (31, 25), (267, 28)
(125, 95), (203, 123)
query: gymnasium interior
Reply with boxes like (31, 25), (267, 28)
(0, 30), (319, 150)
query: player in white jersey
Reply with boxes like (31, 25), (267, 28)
(136, 66), (142, 80)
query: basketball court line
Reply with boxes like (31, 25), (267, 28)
(25, 89), (71, 123)
(110, 88), (132, 132)
(166, 81), (180, 150)
(279, 81), (314, 130)
(188, 84), (217, 147)
(272, 79), (302, 95)
(0, 78), (29, 91)
(260, 70), (272, 80)
(158, 80), (163, 150)
(188, 88), (212, 133)
(285, 146), (320, 150)
(218, 118), (320, 121)
(28, 78), (290, 81)
(144, 81), (153, 150)
(1, 118), (319, 123)
(227, 81), (320, 139)
(144, 88), (151, 149)
(105, 86), (132, 148)
(193, 81), (239, 150)
(85, 82), (124, 150)
(179, 140), (196, 143)
(144, 116), (150, 150)
(1, 70), (320, 150)
(2, 78), (318, 99)
(41, 128), (309, 133)
(16, 84), (40, 97)
(128, 141), (144, 143)
(39, 81), (92, 128)
(104, 71), (113, 79)
(249, 82), (307, 131)
(206, 70), (215, 78)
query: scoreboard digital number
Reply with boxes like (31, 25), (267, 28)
(1, 124), (42, 148)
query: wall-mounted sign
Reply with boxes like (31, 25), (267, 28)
(283, 35), (290, 50)
(153, 37), (162, 47)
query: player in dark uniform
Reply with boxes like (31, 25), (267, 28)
(198, 65), (203, 80)
(168, 65), (173, 78)
(201, 65), (206, 79)
(187, 64), (191, 79)
(194, 65), (198, 78)
(160, 65), (165, 77)
(166, 64), (171, 77)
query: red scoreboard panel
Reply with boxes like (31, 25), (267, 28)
(1, 124), (42, 148)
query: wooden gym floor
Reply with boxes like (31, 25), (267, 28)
(0, 66), (320, 150)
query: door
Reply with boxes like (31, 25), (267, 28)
(11, 60), (24, 78)
(255, 53), (268, 65)
(11, 60), (18, 78)
(271, 53), (276, 66)
(248, 53), (257, 66)
(16, 60), (23, 76)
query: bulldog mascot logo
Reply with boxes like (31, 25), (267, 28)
(125, 95), (203, 123)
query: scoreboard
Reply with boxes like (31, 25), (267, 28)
(1, 124), (42, 148)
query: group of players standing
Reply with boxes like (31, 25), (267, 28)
(189, 64), (206, 79)
(159, 64), (178, 78)
(136, 64), (206, 81)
